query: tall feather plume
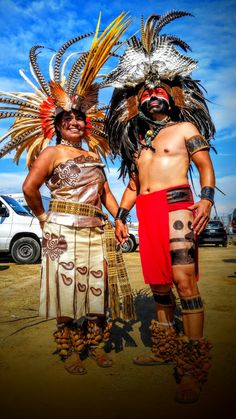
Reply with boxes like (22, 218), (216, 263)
(29, 46), (51, 96)
(76, 12), (132, 98)
(53, 32), (94, 83)
(160, 35), (191, 52)
(144, 15), (159, 53)
(153, 11), (193, 37)
(66, 52), (89, 95)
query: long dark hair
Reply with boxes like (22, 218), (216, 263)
(55, 109), (86, 144)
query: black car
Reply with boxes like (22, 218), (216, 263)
(198, 220), (227, 247)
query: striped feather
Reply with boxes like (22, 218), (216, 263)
(53, 32), (94, 83)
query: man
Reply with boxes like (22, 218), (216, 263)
(105, 11), (215, 403)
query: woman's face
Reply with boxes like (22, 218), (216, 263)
(56, 111), (86, 142)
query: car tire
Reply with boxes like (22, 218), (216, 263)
(11, 237), (41, 264)
(121, 236), (136, 253)
(223, 242), (227, 247)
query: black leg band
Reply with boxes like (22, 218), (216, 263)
(153, 291), (175, 306)
(180, 295), (204, 313)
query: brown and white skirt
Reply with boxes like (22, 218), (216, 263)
(39, 222), (107, 320)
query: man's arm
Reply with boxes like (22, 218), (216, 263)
(188, 150), (215, 234)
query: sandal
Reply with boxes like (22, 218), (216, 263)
(89, 347), (113, 368)
(133, 354), (175, 366)
(64, 352), (87, 375)
(175, 375), (201, 404)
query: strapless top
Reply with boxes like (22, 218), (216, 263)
(46, 155), (107, 227)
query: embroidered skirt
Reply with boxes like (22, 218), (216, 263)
(39, 222), (107, 319)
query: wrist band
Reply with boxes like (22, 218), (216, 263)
(115, 207), (129, 224)
(201, 186), (214, 204)
(37, 212), (47, 222)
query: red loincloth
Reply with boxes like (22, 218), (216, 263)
(136, 184), (198, 285)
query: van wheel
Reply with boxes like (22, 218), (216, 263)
(121, 234), (137, 253)
(11, 237), (41, 264)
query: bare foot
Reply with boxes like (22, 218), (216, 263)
(133, 354), (175, 366)
(64, 352), (87, 375)
(89, 348), (113, 367)
(175, 375), (201, 403)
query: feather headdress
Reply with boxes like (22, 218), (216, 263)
(104, 10), (215, 177)
(0, 12), (131, 167)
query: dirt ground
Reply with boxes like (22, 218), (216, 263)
(0, 245), (236, 419)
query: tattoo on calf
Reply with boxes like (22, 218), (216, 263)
(170, 246), (195, 265)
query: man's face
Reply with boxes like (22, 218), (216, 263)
(140, 87), (170, 118)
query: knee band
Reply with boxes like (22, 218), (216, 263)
(153, 290), (176, 307)
(180, 294), (204, 313)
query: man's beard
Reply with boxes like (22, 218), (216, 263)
(140, 97), (169, 118)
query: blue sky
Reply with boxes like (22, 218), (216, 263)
(0, 0), (235, 222)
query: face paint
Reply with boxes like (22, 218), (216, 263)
(140, 87), (170, 106)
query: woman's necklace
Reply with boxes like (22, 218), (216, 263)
(60, 138), (82, 149)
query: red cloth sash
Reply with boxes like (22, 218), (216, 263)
(136, 184), (197, 285)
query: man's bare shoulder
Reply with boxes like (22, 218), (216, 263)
(176, 121), (200, 139)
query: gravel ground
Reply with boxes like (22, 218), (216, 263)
(0, 246), (236, 419)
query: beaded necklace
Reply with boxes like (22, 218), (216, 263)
(60, 138), (82, 149)
(139, 116), (171, 153)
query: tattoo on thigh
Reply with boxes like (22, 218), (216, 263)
(170, 246), (195, 265)
(173, 220), (184, 230)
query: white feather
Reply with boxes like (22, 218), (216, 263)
(29, 63), (41, 86)
(49, 53), (56, 81)
(19, 69), (45, 98)
(61, 51), (82, 82)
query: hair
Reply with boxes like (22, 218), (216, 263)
(55, 109), (86, 144)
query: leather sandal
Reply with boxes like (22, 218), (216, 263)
(89, 347), (113, 368)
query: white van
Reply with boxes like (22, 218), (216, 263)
(5, 193), (50, 215)
(0, 195), (42, 264)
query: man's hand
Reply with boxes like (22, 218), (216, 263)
(188, 199), (213, 235)
(115, 219), (129, 245)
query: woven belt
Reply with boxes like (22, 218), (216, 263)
(48, 200), (135, 321)
(166, 187), (192, 204)
(49, 200), (108, 220)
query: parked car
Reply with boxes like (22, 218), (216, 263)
(198, 220), (227, 247)
(120, 226), (139, 253)
(0, 195), (42, 263)
(231, 209), (236, 233)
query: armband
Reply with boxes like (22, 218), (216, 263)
(186, 135), (210, 157)
(201, 186), (214, 204)
(115, 207), (130, 224)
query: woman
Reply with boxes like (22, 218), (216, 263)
(0, 13), (134, 375)
(23, 108), (122, 374)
